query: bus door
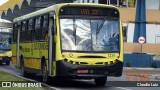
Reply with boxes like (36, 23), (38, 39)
(48, 11), (55, 75)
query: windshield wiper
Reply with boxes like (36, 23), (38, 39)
(96, 19), (105, 34)
(73, 19), (77, 45)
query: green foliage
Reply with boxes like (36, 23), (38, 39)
(129, 0), (135, 7)
(122, 0), (135, 7)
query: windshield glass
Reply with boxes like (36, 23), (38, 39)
(60, 17), (120, 52)
(0, 34), (11, 50)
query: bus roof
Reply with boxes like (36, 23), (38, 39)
(13, 3), (118, 23)
(13, 5), (55, 23)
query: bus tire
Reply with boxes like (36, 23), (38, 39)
(41, 58), (49, 83)
(20, 56), (28, 77)
(6, 61), (10, 65)
(94, 77), (107, 86)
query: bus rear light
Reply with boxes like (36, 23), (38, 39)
(77, 70), (89, 74)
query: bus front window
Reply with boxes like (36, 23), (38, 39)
(0, 34), (11, 50)
(60, 18), (120, 52)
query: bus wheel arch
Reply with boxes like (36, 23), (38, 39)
(20, 55), (28, 77)
(41, 56), (49, 83)
(41, 56), (46, 69)
(20, 55), (24, 67)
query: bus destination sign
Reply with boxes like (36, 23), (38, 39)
(59, 6), (119, 17)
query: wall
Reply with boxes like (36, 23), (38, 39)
(146, 0), (160, 10)
(124, 42), (160, 54)
(124, 54), (160, 68)
(146, 24), (160, 43)
(126, 23), (134, 42)
(126, 23), (160, 44)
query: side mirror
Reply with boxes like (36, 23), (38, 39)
(122, 25), (128, 42)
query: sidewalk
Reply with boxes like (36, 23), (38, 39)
(123, 67), (160, 80)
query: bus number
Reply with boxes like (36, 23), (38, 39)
(108, 54), (115, 58)
(81, 9), (90, 15)
(92, 9), (98, 15)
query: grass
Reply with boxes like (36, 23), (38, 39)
(0, 71), (46, 90)
(0, 71), (24, 81)
(0, 88), (45, 90)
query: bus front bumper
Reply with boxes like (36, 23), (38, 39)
(0, 57), (11, 62)
(56, 60), (123, 78)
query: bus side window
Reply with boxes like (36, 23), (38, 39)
(42, 15), (49, 41)
(20, 21), (27, 42)
(27, 19), (33, 41)
(122, 25), (127, 42)
(13, 23), (18, 42)
(34, 16), (41, 41)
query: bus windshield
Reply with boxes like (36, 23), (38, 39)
(60, 17), (120, 52)
(0, 33), (11, 50)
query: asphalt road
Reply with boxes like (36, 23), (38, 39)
(0, 63), (160, 90)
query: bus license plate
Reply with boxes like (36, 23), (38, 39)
(77, 70), (89, 74)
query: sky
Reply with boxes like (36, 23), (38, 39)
(0, 0), (8, 5)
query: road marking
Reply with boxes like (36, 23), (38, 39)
(116, 87), (132, 90)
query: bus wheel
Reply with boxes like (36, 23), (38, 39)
(94, 77), (107, 86)
(6, 61), (10, 65)
(20, 57), (28, 77)
(42, 61), (48, 83)
(21, 63), (28, 77)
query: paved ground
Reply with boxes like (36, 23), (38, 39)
(0, 63), (160, 90)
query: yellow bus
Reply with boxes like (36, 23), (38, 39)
(12, 3), (123, 86)
(0, 27), (12, 65)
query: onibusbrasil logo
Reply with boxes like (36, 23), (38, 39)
(1, 82), (42, 87)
